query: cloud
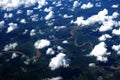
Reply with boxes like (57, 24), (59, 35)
(0, 20), (5, 28)
(6, 22), (18, 33)
(112, 4), (119, 8)
(46, 48), (55, 55)
(98, 34), (112, 41)
(112, 28), (120, 35)
(73, 1), (80, 9)
(62, 40), (69, 44)
(30, 29), (36, 36)
(81, 2), (93, 9)
(42, 76), (62, 80)
(20, 19), (27, 24)
(63, 14), (73, 18)
(0, 0), (47, 11)
(34, 39), (51, 49)
(3, 42), (18, 51)
(11, 53), (18, 59)
(45, 11), (54, 20)
(49, 53), (69, 70)
(112, 44), (120, 55)
(89, 42), (111, 62)
(4, 13), (13, 19)
(72, 9), (120, 32)
(27, 10), (33, 16)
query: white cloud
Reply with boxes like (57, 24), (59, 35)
(112, 28), (120, 36)
(0, 0), (47, 11)
(49, 53), (69, 70)
(20, 19), (27, 24)
(44, 7), (53, 12)
(62, 40), (69, 44)
(112, 4), (119, 8)
(30, 29), (36, 36)
(11, 53), (18, 59)
(3, 42), (18, 51)
(27, 10), (33, 16)
(31, 14), (39, 22)
(34, 39), (51, 49)
(72, 9), (120, 32)
(81, 2), (93, 9)
(63, 14), (73, 18)
(46, 48), (55, 55)
(98, 34), (112, 41)
(73, 1), (80, 9)
(88, 63), (96, 67)
(45, 11), (54, 20)
(43, 76), (62, 80)
(89, 42), (111, 62)
(6, 22), (18, 33)
(4, 13), (13, 19)
(112, 44), (120, 55)
(0, 20), (5, 28)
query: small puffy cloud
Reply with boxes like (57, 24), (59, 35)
(44, 7), (53, 12)
(0, 20), (5, 28)
(112, 12), (119, 19)
(98, 34), (112, 41)
(0, 0), (47, 11)
(45, 11), (54, 20)
(73, 1), (80, 9)
(89, 42), (111, 62)
(46, 48), (55, 55)
(112, 4), (119, 8)
(88, 63), (96, 67)
(3, 43), (18, 51)
(31, 14), (39, 22)
(20, 19), (27, 24)
(30, 29), (36, 36)
(27, 10), (33, 16)
(112, 28), (120, 36)
(49, 53), (69, 70)
(4, 13), (13, 19)
(43, 76), (62, 80)
(6, 23), (18, 33)
(112, 44), (120, 55)
(34, 39), (51, 49)
(23, 29), (28, 35)
(62, 40), (69, 44)
(11, 53), (18, 59)
(81, 2), (93, 9)
(63, 14), (73, 18)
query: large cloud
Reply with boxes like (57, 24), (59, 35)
(3, 42), (18, 51)
(0, 0), (47, 11)
(49, 53), (69, 70)
(34, 39), (51, 49)
(89, 42), (111, 62)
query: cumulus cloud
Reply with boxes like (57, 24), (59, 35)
(112, 44), (120, 55)
(6, 22), (18, 33)
(63, 14), (73, 18)
(112, 28), (120, 35)
(20, 19), (27, 24)
(89, 42), (111, 62)
(0, 0), (47, 11)
(45, 11), (54, 20)
(11, 53), (18, 59)
(43, 76), (62, 80)
(0, 20), (5, 28)
(98, 34), (112, 41)
(46, 48), (55, 55)
(62, 40), (69, 44)
(27, 10), (33, 16)
(112, 4), (119, 8)
(4, 13), (13, 19)
(30, 29), (36, 36)
(34, 39), (51, 49)
(3, 43), (18, 51)
(49, 53), (69, 70)
(72, 9), (120, 32)
(81, 2), (93, 9)
(73, 1), (80, 9)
